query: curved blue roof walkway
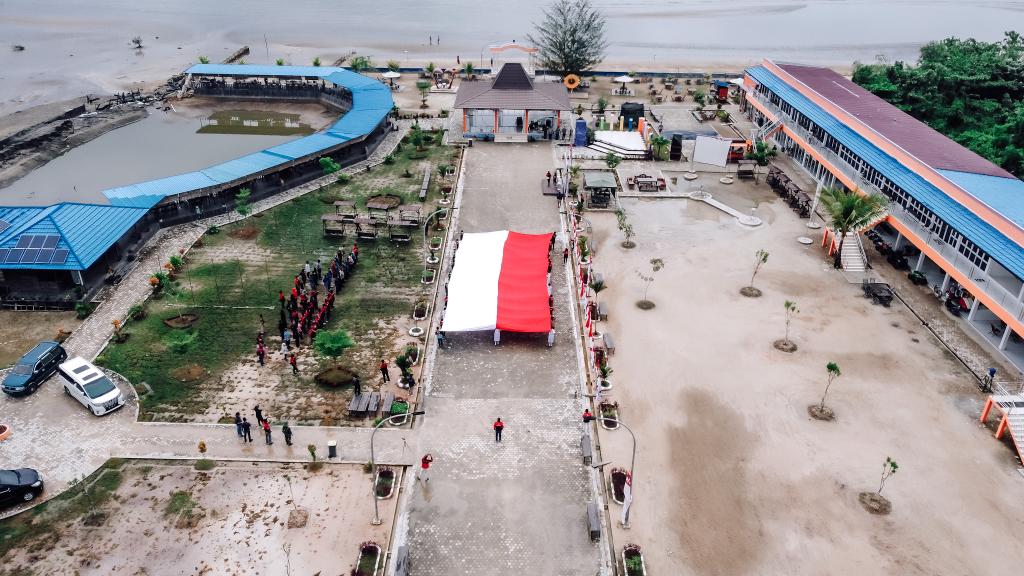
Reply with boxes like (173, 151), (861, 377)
(0, 65), (393, 271)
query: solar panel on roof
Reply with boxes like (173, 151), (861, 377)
(28, 236), (45, 249)
(15, 236), (32, 249)
(0, 249), (7, 262)
(21, 249), (39, 263)
(42, 235), (59, 249)
(7, 248), (25, 263)
(50, 249), (69, 264)
(34, 249), (53, 263)
(0, 220), (9, 234)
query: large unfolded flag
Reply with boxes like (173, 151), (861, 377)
(621, 471), (633, 526)
(443, 231), (553, 333)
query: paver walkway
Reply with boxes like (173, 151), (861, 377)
(401, 143), (602, 574)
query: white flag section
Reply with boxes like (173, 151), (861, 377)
(443, 230), (508, 332)
(621, 472), (633, 526)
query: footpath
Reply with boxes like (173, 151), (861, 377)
(399, 143), (603, 574)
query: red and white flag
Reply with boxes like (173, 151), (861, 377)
(443, 231), (553, 333)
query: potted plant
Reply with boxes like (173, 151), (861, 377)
(374, 466), (396, 499)
(598, 362), (613, 391)
(421, 268), (436, 285)
(390, 397), (410, 426)
(622, 544), (647, 576)
(412, 301), (428, 320)
(610, 467), (628, 504)
(599, 401), (619, 430)
(354, 541), (382, 576)
(405, 345), (420, 365)
(429, 236), (443, 250)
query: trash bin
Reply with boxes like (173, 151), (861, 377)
(327, 440), (337, 459)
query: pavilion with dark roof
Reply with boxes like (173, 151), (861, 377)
(454, 63), (570, 142)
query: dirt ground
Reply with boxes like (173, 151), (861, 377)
(172, 97), (338, 130)
(0, 460), (399, 575)
(586, 177), (1024, 575)
(0, 310), (80, 367)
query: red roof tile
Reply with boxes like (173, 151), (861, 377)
(777, 63), (1013, 179)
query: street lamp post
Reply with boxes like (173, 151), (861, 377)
(370, 410), (426, 525)
(596, 417), (636, 528)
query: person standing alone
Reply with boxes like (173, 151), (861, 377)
(493, 418), (504, 442)
(254, 405), (264, 426)
(419, 453), (433, 482)
(282, 423), (293, 446)
(262, 419), (273, 445)
(234, 412), (243, 438)
(379, 359), (390, 382)
(290, 353), (298, 375)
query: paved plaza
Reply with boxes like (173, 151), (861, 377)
(403, 143), (603, 574)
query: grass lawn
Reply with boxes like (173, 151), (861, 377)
(100, 130), (456, 420)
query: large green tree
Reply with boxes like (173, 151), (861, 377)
(528, 0), (608, 77)
(852, 32), (1024, 177)
(819, 187), (888, 269)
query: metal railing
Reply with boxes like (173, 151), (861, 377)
(750, 92), (1024, 323)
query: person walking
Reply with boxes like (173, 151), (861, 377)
(254, 405), (264, 426)
(241, 417), (253, 443)
(234, 412), (243, 437)
(262, 419), (273, 445)
(563, 247), (569, 264)
(283, 328), (292, 350)
(351, 373), (362, 396)
(379, 359), (390, 382)
(493, 328), (501, 346)
(435, 327), (446, 349)
(256, 343), (266, 366)
(290, 353), (299, 375)
(418, 453), (433, 482)
(547, 328), (555, 347)
(282, 423), (293, 446)
(493, 418), (504, 442)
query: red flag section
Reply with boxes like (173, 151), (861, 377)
(496, 232), (553, 333)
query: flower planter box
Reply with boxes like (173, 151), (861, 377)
(0, 424), (11, 442)
(421, 269), (436, 285)
(622, 544), (647, 576)
(598, 379), (613, 392)
(412, 301), (428, 320)
(610, 467), (627, 505)
(374, 467), (396, 500)
(355, 541), (382, 576)
(390, 399), (410, 426)
(429, 236), (443, 250)
(599, 402), (619, 430)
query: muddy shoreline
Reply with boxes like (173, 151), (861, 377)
(0, 76), (184, 196)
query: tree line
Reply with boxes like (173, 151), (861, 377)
(852, 32), (1024, 178)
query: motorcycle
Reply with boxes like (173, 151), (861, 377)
(908, 270), (928, 286)
(944, 296), (962, 316)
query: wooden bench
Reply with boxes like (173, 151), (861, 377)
(366, 391), (380, 413)
(380, 391), (395, 415)
(587, 502), (601, 541)
(602, 332), (615, 355)
(580, 432), (593, 465)
(419, 167), (431, 200)
(596, 301), (608, 321)
(348, 393), (371, 415)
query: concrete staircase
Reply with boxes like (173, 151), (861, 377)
(992, 395), (1024, 465)
(587, 139), (647, 161)
(839, 232), (867, 273)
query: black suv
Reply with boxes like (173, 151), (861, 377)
(0, 468), (44, 506)
(2, 341), (67, 396)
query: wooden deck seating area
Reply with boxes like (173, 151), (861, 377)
(323, 201), (424, 241)
(334, 200), (357, 221)
(347, 391), (381, 416)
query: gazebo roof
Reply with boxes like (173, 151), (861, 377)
(455, 63), (570, 111)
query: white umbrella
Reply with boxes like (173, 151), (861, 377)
(613, 75), (634, 93)
(382, 70), (401, 87)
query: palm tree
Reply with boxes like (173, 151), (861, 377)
(650, 135), (670, 161)
(819, 187), (888, 268)
(464, 62), (475, 78)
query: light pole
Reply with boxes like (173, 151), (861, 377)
(422, 207), (451, 274)
(596, 417), (636, 528)
(371, 410), (426, 525)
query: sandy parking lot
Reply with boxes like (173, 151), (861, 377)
(585, 178), (1024, 575)
(0, 460), (399, 575)
(0, 310), (79, 368)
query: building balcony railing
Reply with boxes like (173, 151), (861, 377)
(748, 92), (1024, 324)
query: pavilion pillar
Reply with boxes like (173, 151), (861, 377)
(463, 109), (467, 133)
(940, 272), (951, 293)
(524, 110), (529, 133)
(999, 325), (1012, 350)
(980, 397), (994, 422)
(494, 109), (498, 134)
(557, 110), (561, 129)
(914, 252), (926, 272)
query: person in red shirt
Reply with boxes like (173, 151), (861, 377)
(379, 359), (390, 382)
(419, 453), (433, 482)
(289, 353), (298, 375)
(493, 418), (504, 443)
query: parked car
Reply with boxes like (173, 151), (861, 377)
(58, 357), (126, 416)
(0, 468), (44, 506)
(2, 341), (67, 396)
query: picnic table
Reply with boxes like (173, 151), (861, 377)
(635, 175), (659, 192)
(334, 200), (357, 220)
(366, 199), (395, 211)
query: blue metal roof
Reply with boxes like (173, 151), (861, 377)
(0, 203), (149, 270)
(937, 170), (1024, 229)
(748, 65), (1024, 280)
(102, 65), (393, 207)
